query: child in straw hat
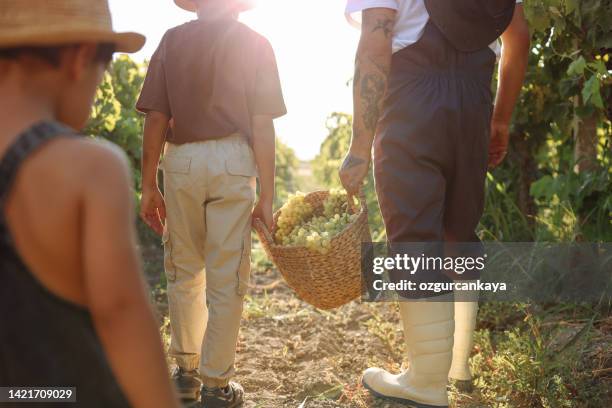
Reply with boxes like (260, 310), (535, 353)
(0, 1), (179, 407)
(138, 0), (286, 406)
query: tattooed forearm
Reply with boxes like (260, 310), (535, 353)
(342, 8), (395, 193)
(360, 71), (386, 131)
(372, 18), (394, 38)
(349, 8), (394, 146)
(353, 52), (390, 134)
(367, 55), (390, 76)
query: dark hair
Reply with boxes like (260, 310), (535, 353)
(0, 43), (116, 67)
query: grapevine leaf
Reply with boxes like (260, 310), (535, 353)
(524, 3), (550, 33)
(582, 75), (604, 109)
(588, 60), (608, 75)
(530, 175), (555, 201)
(567, 56), (587, 76)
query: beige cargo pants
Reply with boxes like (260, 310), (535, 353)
(161, 134), (256, 388)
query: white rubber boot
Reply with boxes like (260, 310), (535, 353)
(362, 298), (454, 408)
(448, 301), (478, 382)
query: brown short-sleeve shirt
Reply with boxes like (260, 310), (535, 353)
(136, 19), (287, 144)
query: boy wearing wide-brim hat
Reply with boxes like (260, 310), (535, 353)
(0, 1), (179, 407)
(137, 0), (286, 406)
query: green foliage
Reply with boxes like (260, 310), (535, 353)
(473, 303), (610, 407)
(479, 172), (535, 241)
(312, 113), (352, 186)
(530, 162), (612, 240)
(481, 0), (612, 242)
(85, 55), (146, 190)
(274, 138), (299, 210)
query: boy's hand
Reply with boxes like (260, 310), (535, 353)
(140, 187), (166, 235)
(252, 197), (274, 231)
(488, 119), (510, 168)
(340, 149), (370, 195)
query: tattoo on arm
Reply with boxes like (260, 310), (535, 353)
(372, 18), (394, 38)
(351, 9), (394, 144)
(360, 72), (386, 131)
(367, 55), (390, 76)
(355, 53), (390, 133)
(341, 155), (366, 171)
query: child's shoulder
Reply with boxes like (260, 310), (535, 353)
(20, 135), (131, 200)
(48, 136), (130, 182)
(233, 22), (272, 44)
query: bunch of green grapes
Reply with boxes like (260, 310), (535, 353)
(274, 192), (313, 244)
(284, 213), (358, 254)
(276, 190), (359, 254)
(323, 188), (349, 218)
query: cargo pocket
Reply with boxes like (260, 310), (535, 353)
(225, 149), (257, 204)
(162, 227), (177, 282)
(236, 231), (252, 296)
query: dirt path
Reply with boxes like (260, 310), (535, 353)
(236, 267), (402, 408)
(143, 241), (611, 408)
(148, 260), (479, 407)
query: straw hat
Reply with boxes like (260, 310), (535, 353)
(174, 0), (255, 13)
(0, 0), (145, 53)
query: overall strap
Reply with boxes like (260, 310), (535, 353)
(0, 121), (77, 241)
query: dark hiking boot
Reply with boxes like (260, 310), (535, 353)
(200, 382), (244, 408)
(172, 367), (202, 401)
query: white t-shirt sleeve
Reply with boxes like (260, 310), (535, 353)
(346, 0), (399, 28)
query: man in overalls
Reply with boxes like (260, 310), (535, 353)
(340, 1), (530, 406)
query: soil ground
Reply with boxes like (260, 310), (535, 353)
(142, 239), (611, 408)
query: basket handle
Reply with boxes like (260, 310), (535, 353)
(348, 189), (368, 215)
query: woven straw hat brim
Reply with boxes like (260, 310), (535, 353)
(0, 0), (145, 53)
(174, 0), (255, 13)
(0, 30), (145, 53)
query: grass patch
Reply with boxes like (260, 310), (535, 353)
(470, 303), (611, 407)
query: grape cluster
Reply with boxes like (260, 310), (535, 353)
(274, 192), (314, 244)
(275, 189), (359, 254)
(323, 189), (348, 217)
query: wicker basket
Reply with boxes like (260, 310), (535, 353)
(253, 190), (371, 310)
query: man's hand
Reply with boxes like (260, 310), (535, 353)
(252, 197), (274, 231)
(489, 4), (530, 168)
(488, 119), (510, 168)
(140, 187), (166, 235)
(340, 149), (371, 195)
